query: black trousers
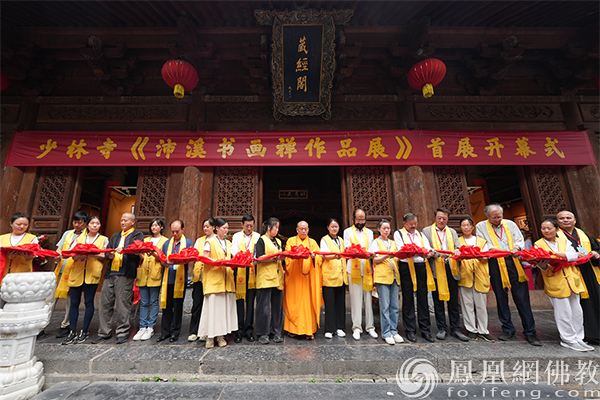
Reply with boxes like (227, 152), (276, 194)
(489, 257), (536, 336)
(579, 261), (600, 341)
(236, 288), (257, 336)
(255, 287), (283, 336)
(188, 281), (204, 336)
(432, 261), (461, 333)
(398, 261), (431, 335)
(323, 285), (346, 333)
(161, 284), (184, 338)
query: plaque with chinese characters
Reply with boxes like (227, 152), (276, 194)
(255, 9), (353, 120)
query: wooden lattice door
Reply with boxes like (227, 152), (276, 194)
(134, 166), (169, 230)
(433, 165), (472, 230)
(213, 166), (260, 231)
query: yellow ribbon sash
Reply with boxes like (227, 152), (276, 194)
(430, 223), (457, 301)
(376, 238), (400, 285)
(55, 232), (86, 298)
(350, 226), (372, 290)
(160, 235), (187, 309)
(192, 235), (209, 283)
(111, 227), (135, 271)
(557, 228), (600, 286)
(486, 220), (528, 289)
(54, 230), (76, 281)
(323, 235), (348, 286)
(401, 228), (436, 292)
(236, 232), (258, 300)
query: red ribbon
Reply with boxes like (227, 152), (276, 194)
(120, 240), (158, 254)
(315, 243), (374, 259)
(257, 244), (314, 261)
(61, 243), (114, 258)
(198, 250), (254, 269)
(167, 247), (200, 264)
(0, 243), (60, 280)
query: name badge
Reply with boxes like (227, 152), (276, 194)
(500, 243), (509, 250)
(577, 246), (587, 254)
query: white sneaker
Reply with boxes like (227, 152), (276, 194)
(198, 335), (208, 342)
(353, 330), (361, 340)
(367, 329), (378, 339)
(188, 334), (198, 342)
(133, 327), (146, 341)
(336, 329), (346, 338)
(560, 341), (588, 352)
(141, 327), (153, 341)
(393, 334), (405, 343)
(324, 332), (333, 339)
(385, 336), (395, 345)
(577, 340), (595, 351)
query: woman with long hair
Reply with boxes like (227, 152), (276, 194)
(61, 216), (108, 344)
(320, 218), (347, 339)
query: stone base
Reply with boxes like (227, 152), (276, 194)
(0, 358), (44, 400)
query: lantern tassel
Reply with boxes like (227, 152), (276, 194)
(174, 84), (185, 98)
(422, 83), (434, 98)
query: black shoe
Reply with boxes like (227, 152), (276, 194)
(37, 329), (46, 339)
(272, 334), (284, 343)
(406, 332), (417, 343)
(115, 336), (128, 345)
(258, 335), (270, 344)
(245, 334), (255, 342)
(62, 331), (77, 345)
(56, 327), (70, 339)
(526, 334), (542, 346)
(169, 336), (179, 342)
(478, 333), (496, 342)
(452, 330), (469, 342)
(234, 333), (243, 343)
(422, 333), (435, 343)
(74, 330), (89, 344)
(156, 335), (168, 342)
(467, 332), (479, 340)
(436, 330), (447, 340)
(91, 335), (112, 344)
(498, 332), (515, 341)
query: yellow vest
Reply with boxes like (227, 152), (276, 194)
(457, 236), (490, 293)
(0, 233), (37, 278)
(320, 235), (347, 287)
(535, 237), (586, 299)
(557, 228), (600, 287)
(203, 236), (235, 295)
(136, 236), (167, 287)
(255, 235), (283, 290)
(68, 233), (108, 287)
(373, 238), (400, 285)
(234, 231), (260, 297)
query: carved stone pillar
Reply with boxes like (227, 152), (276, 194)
(0, 272), (55, 399)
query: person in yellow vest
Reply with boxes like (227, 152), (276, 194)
(91, 212), (144, 345)
(283, 220), (321, 340)
(254, 217), (284, 345)
(197, 217), (237, 348)
(370, 219), (404, 345)
(133, 218), (167, 342)
(157, 219), (194, 343)
(475, 204), (541, 346)
(320, 218), (347, 339)
(343, 209), (377, 341)
(457, 217), (495, 342)
(0, 212), (39, 308)
(188, 217), (214, 342)
(422, 208), (469, 342)
(230, 215), (261, 343)
(53, 211), (88, 339)
(557, 210), (600, 345)
(394, 212), (435, 343)
(61, 216), (108, 345)
(534, 219), (592, 352)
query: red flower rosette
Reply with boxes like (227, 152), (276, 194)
(168, 247), (199, 264)
(198, 250), (254, 269)
(61, 243), (114, 258)
(334, 244), (373, 259)
(376, 243), (429, 259)
(281, 245), (312, 260)
(481, 249), (513, 259)
(1, 243), (60, 258)
(451, 245), (486, 260)
(120, 240), (158, 254)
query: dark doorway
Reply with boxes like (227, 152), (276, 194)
(262, 166), (343, 242)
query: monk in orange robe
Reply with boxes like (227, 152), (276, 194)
(283, 221), (322, 339)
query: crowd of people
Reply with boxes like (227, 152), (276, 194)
(1, 204), (598, 352)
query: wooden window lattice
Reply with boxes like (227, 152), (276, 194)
(138, 166), (168, 217)
(533, 165), (568, 216)
(35, 166), (69, 216)
(434, 165), (468, 215)
(215, 166), (256, 217)
(347, 166), (391, 217)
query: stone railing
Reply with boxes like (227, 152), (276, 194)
(0, 272), (55, 400)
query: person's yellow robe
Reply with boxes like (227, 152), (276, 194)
(283, 235), (322, 335)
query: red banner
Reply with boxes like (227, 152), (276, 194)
(5, 129), (595, 166)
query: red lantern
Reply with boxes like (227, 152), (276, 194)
(161, 60), (198, 98)
(407, 58), (446, 98)
(0, 70), (10, 91)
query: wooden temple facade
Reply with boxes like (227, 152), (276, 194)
(1, 1), (599, 243)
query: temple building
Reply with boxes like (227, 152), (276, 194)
(1, 0), (598, 247)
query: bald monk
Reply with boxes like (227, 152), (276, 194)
(283, 221), (322, 339)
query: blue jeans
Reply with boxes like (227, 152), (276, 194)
(139, 286), (160, 328)
(378, 281), (399, 338)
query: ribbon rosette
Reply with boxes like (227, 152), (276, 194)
(168, 247), (200, 264)
(516, 248), (569, 272)
(61, 243), (114, 258)
(337, 244), (373, 259)
(376, 243), (429, 259)
(120, 240), (158, 254)
(451, 245), (486, 260)
(281, 245), (312, 260)
(1, 243), (61, 280)
(199, 250), (254, 269)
